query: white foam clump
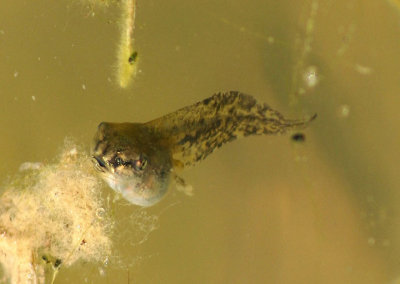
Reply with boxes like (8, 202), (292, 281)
(0, 139), (113, 284)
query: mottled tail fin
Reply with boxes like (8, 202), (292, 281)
(146, 91), (316, 167)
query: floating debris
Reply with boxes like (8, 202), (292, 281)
(354, 64), (373, 75)
(0, 140), (113, 283)
(18, 162), (43, 171)
(117, 0), (138, 88)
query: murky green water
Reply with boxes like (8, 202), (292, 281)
(1, 0), (400, 283)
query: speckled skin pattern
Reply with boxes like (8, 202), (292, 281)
(92, 91), (316, 206)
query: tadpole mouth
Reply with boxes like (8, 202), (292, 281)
(92, 156), (107, 172)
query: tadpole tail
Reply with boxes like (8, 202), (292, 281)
(147, 91), (317, 167)
(258, 112), (317, 136)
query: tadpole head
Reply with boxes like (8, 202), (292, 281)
(91, 122), (172, 207)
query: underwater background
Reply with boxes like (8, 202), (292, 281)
(1, 0), (400, 283)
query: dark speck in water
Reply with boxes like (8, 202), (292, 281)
(291, 133), (306, 142)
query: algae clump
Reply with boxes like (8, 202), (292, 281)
(0, 140), (113, 284)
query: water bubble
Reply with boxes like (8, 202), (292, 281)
(338, 105), (350, 118)
(303, 66), (319, 88)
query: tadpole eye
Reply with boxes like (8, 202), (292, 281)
(133, 158), (147, 171)
(115, 157), (123, 166)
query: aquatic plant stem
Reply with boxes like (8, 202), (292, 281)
(117, 0), (137, 88)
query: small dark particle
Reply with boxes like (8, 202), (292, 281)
(128, 51), (138, 64)
(291, 133), (305, 142)
(81, 239), (87, 245)
(42, 255), (49, 263)
(54, 259), (62, 268)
